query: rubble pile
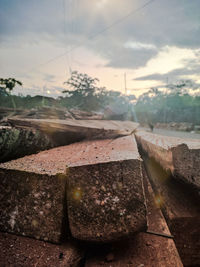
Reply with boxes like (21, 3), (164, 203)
(0, 120), (199, 266)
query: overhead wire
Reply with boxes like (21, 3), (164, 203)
(62, 0), (71, 74)
(23, 0), (156, 75)
(72, 0), (79, 70)
(68, 0), (72, 72)
(70, 0), (76, 71)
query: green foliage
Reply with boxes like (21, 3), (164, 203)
(135, 82), (200, 124)
(166, 80), (198, 95)
(0, 74), (199, 124)
(62, 71), (107, 110)
(0, 94), (60, 110)
(0, 78), (23, 109)
(0, 78), (22, 94)
(61, 71), (136, 116)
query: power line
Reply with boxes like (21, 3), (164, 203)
(68, 0), (74, 71)
(62, 0), (70, 73)
(124, 72), (127, 95)
(70, 0), (77, 70)
(62, 0), (71, 74)
(72, 0), (79, 70)
(23, 0), (156, 75)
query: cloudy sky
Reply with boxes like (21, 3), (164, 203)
(1, 0), (200, 97)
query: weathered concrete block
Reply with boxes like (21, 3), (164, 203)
(86, 232), (183, 267)
(0, 135), (146, 243)
(135, 131), (200, 189)
(8, 118), (139, 145)
(0, 147), (70, 243)
(66, 136), (146, 242)
(85, 167), (183, 267)
(0, 232), (83, 267)
(143, 155), (200, 267)
(0, 126), (53, 162)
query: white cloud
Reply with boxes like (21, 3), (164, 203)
(1, 0), (200, 97)
(134, 46), (197, 78)
(124, 41), (156, 50)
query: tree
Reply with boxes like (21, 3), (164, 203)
(0, 78), (23, 108)
(135, 80), (200, 124)
(63, 71), (106, 110)
(0, 78), (22, 94)
(167, 79), (199, 95)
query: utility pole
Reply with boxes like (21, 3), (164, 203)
(124, 72), (127, 95)
(164, 77), (168, 123)
(42, 85), (45, 107)
(123, 72), (138, 122)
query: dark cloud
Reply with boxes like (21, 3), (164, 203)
(1, 0), (200, 70)
(105, 48), (157, 68)
(43, 74), (56, 83)
(133, 69), (194, 82)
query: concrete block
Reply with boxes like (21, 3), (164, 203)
(0, 146), (70, 243)
(0, 232), (83, 267)
(143, 154), (200, 267)
(135, 131), (200, 189)
(0, 135), (146, 243)
(85, 166), (183, 266)
(66, 136), (146, 242)
(8, 118), (139, 146)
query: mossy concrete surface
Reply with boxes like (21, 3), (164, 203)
(0, 126), (53, 162)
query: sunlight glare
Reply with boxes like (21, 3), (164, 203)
(73, 187), (82, 201)
(96, 0), (108, 9)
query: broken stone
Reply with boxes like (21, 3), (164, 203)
(135, 131), (200, 190)
(66, 135), (147, 242)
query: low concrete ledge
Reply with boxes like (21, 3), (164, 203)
(135, 131), (200, 189)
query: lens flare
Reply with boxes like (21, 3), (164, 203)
(73, 188), (82, 201)
(154, 194), (164, 208)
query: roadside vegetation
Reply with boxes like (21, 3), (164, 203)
(0, 72), (199, 124)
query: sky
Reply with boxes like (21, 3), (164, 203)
(0, 0), (200, 98)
